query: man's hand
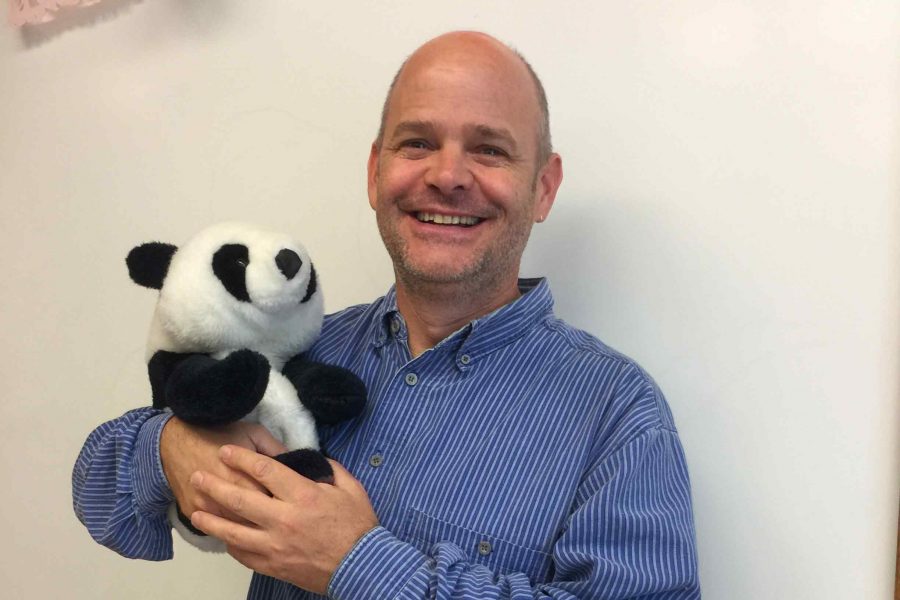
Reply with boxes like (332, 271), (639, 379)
(160, 417), (288, 524)
(188, 445), (379, 594)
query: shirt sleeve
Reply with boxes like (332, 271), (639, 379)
(72, 407), (176, 560)
(327, 427), (700, 600)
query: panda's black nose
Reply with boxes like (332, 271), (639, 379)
(275, 249), (303, 280)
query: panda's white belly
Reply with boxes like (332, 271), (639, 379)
(212, 350), (319, 451)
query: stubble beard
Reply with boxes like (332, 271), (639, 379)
(375, 201), (534, 302)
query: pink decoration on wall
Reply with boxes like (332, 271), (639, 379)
(8, 0), (102, 26)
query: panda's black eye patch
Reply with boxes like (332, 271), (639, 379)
(212, 244), (251, 302)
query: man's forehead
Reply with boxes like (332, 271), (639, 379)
(400, 36), (530, 91)
(386, 53), (539, 129)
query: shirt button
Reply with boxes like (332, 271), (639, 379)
(368, 454), (384, 468)
(404, 373), (418, 386)
(477, 540), (492, 556)
(460, 354), (471, 365)
(390, 319), (400, 334)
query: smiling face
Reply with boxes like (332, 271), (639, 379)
(368, 33), (562, 299)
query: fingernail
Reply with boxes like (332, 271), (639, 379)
(220, 445), (233, 460)
(190, 472), (203, 487)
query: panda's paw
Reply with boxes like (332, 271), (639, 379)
(283, 360), (367, 425)
(275, 448), (335, 484)
(166, 350), (270, 425)
(221, 349), (271, 389)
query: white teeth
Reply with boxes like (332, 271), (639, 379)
(416, 212), (481, 226)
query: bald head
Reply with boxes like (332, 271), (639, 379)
(375, 32), (552, 167)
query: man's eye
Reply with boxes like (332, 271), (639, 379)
(478, 146), (507, 157)
(394, 139), (433, 159)
(400, 140), (430, 150)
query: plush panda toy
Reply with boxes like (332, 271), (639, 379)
(126, 222), (366, 552)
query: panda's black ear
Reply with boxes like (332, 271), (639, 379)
(127, 242), (178, 290)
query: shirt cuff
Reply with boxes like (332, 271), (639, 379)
(327, 526), (429, 600)
(132, 411), (175, 516)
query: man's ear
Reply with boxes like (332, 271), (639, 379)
(367, 142), (380, 210)
(533, 153), (563, 222)
(126, 242), (178, 289)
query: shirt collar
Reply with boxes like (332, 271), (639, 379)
(371, 278), (554, 359)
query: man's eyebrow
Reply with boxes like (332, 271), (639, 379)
(471, 124), (514, 142)
(389, 120), (438, 139)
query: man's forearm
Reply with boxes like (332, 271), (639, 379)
(72, 407), (175, 560)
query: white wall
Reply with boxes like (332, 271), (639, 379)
(1, 2), (897, 598)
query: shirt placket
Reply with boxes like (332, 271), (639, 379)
(354, 319), (443, 513)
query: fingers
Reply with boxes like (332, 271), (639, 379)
(190, 470), (279, 528)
(162, 417), (294, 529)
(231, 471), (271, 496)
(191, 489), (257, 527)
(219, 445), (315, 500)
(193, 460), (270, 525)
(190, 509), (270, 554)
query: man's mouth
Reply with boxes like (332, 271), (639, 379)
(415, 212), (482, 227)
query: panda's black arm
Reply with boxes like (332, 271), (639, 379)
(148, 349), (270, 426)
(282, 355), (367, 425)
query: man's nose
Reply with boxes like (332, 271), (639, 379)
(424, 145), (473, 195)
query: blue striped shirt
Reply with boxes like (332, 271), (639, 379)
(73, 278), (700, 599)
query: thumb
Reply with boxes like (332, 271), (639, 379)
(246, 426), (288, 457)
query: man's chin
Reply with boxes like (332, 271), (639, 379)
(394, 256), (486, 286)
(398, 265), (473, 286)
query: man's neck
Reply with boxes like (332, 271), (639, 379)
(394, 276), (522, 357)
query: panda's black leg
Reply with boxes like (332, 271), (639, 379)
(282, 357), (367, 425)
(276, 449), (335, 485)
(166, 350), (270, 425)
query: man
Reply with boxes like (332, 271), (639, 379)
(74, 31), (701, 599)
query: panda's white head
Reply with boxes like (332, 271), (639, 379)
(127, 222), (324, 364)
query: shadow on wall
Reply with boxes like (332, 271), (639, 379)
(17, 0), (145, 48)
(525, 197), (615, 325)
